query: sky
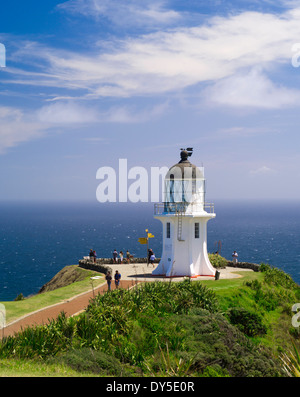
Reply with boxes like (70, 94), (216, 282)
(0, 0), (300, 202)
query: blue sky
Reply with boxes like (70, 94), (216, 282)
(0, 0), (300, 202)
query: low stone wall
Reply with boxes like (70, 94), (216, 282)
(78, 257), (160, 274)
(81, 257), (159, 265)
(79, 258), (260, 274)
(78, 260), (113, 274)
(226, 261), (260, 272)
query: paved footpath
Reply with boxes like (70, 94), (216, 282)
(2, 263), (251, 338)
(3, 279), (139, 338)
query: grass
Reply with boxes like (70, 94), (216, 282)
(201, 270), (263, 292)
(2, 268), (255, 325)
(1, 263), (299, 377)
(207, 266), (300, 354)
(1, 266), (104, 324)
(0, 357), (96, 377)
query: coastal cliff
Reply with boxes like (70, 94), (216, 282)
(38, 265), (101, 293)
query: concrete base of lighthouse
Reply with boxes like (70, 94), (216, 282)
(152, 212), (216, 278)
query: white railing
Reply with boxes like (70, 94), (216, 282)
(154, 202), (214, 215)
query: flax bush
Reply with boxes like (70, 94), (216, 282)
(0, 275), (289, 376)
(0, 280), (218, 363)
(89, 279), (218, 317)
(0, 312), (74, 359)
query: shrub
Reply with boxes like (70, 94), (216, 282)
(281, 343), (300, 377)
(227, 308), (267, 337)
(1, 277), (289, 377)
(260, 264), (299, 290)
(209, 253), (228, 268)
(200, 365), (230, 377)
(0, 312), (75, 359)
(52, 347), (130, 376)
(89, 279), (219, 316)
(175, 309), (282, 377)
(14, 293), (24, 301)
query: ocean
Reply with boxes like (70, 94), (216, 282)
(0, 200), (299, 301)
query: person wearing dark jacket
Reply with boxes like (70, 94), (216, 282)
(114, 270), (121, 289)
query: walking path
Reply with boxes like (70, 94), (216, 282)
(3, 279), (138, 338)
(2, 263), (251, 338)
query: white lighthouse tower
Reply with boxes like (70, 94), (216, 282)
(152, 148), (216, 278)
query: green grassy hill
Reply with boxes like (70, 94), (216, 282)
(2, 266), (104, 325)
(0, 263), (299, 377)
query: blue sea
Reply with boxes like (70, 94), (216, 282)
(0, 200), (299, 301)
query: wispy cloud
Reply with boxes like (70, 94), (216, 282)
(249, 165), (276, 175)
(217, 126), (278, 136)
(0, 97), (171, 153)
(37, 102), (100, 124)
(205, 67), (300, 109)
(0, 106), (46, 153)
(1, 2), (300, 156)
(36, 100), (169, 124)
(4, 5), (300, 107)
(57, 0), (181, 29)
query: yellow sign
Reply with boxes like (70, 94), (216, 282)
(147, 233), (154, 238)
(138, 237), (148, 245)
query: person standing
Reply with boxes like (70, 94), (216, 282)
(232, 250), (238, 265)
(119, 251), (124, 264)
(113, 249), (118, 263)
(105, 271), (112, 291)
(114, 270), (121, 289)
(89, 249), (94, 262)
(126, 250), (131, 264)
(148, 248), (153, 266)
(149, 252), (155, 268)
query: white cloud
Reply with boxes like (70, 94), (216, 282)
(2, 1), (300, 124)
(36, 100), (169, 124)
(0, 99), (159, 153)
(205, 68), (300, 108)
(0, 100), (167, 154)
(100, 101), (170, 123)
(57, 0), (181, 28)
(217, 126), (278, 136)
(5, 5), (300, 104)
(0, 106), (45, 153)
(37, 102), (100, 124)
(249, 166), (276, 175)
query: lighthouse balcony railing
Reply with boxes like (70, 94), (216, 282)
(154, 202), (214, 215)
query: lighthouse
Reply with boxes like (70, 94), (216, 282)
(152, 148), (216, 278)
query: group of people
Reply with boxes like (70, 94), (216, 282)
(89, 249), (97, 263)
(88, 248), (132, 264)
(91, 247), (237, 266)
(112, 249), (131, 264)
(105, 270), (121, 291)
(89, 248), (157, 267)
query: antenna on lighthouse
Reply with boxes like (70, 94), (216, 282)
(180, 147), (193, 157)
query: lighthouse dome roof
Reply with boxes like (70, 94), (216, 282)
(166, 150), (204, 180)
